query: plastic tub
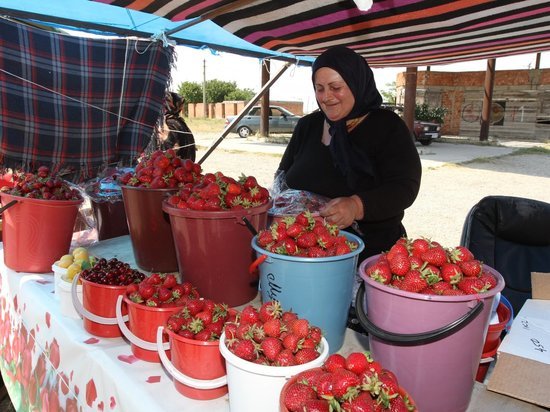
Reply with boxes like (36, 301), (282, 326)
(58, 276), (82, 319)
(71, 272), (128, 338)
(162, 201), (271, 307)
(52, 262), (68, 300)
(482, 301), (511, 353)
(156, 326), (227, 400)
(356, 254), (505, 412)
(0, 192), (83, 273)
(219, 332), (329, 412)
(476, 340), (500, 383)
(121, 185), (178, 273)
(250, 231), (364, 353)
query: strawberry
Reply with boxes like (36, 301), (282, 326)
(260, 336), (283, 361)
(282, 333), (301, 353)
(366, 261), (392, 285)
(400, 269), (428, 293)
(275, 348), (297, 366)
(421, 245), (448, 266)
(442, 288), (466, 296)
(410, 237), (431, 258)
(162, 274), (178, 289)
(232, 339), (257, 361)
(296, 232), (317, 249)
(331, 368), (360, 399)
(432, 281), (453, 294)
(440, 262), (463, 285)
(257, 230), (275, 247)
(263, 318), (283, 338)
(341, 391), (375, 411)
(283, 382), (317, 412)
(457, 277), (488, 294)
(295, 348), (319, 365)
(307, 246), (327, 258)
(389, 253), (411, 276)
(286, 222), (305, 239)
(240, 305), (260, 325)
(345, 352), (370, 375)
(157, 287), (172, 302)
(459, 259), (483, 277)
(308, 326), (323, 345)
(291, 318), (310, 339)
(480, 271), (497, 289)
(300, 399), (331, 412)
(449, 245), (475, 263)
(386, 242), (409, 262)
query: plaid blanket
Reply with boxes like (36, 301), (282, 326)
(0, 18), (174, 181)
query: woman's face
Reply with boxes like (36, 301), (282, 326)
(314, 67), (355, 121)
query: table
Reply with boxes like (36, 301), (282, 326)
(0, 236), (546, 411)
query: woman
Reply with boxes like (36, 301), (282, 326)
(278, 46), (421, 259)
(160, 92), (196, 162)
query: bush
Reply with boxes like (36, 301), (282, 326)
(415, 103), (448, 124)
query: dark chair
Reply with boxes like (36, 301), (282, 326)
(460, 195), (550, 315)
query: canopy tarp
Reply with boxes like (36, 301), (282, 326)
(88, 0), (550, 67)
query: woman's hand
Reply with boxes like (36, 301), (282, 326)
(320, 195), (364, 229)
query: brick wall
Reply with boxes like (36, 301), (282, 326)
(186, 100), (303, 119)
(396, 68), (550, 140)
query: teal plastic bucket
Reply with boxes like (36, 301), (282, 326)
(251, 231), (364, 353)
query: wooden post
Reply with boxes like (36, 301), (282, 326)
(403, 67), (418, 136)
(480, 58), (496, 142)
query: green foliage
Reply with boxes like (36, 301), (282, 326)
(414, 103), (448, 124)
(176, 80), (256, 103)
(177, 82), (203, 103)
(380, 82), (397, 105)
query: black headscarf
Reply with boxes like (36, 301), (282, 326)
(312, 46), (382, 188)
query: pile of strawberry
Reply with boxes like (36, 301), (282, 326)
(118, 149), (202, 189)
(1, 166), (82, 201)
(224, 301), (324, 366)
(165, 171), (270, 211)
(125, 273), (201, 308)
(165, 299), (238, 341)
(281, 351), (416, 412)
(256, 211), (359, 257)
(365, 237), (498, 295)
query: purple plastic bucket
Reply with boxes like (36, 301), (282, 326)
(356, 254), (505, 412)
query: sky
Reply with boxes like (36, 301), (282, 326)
(171, 46), (549, 114)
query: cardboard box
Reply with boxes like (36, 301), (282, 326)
(487, 272), (550, 408)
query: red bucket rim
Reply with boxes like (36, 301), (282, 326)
(119, 184), (179, 193)
(162, 198), (273, 219)
(165, 328), (220, 347)
(81, 278), (129, 291)
(488, 302), (511, 331)
(123, 295), (185, 313)
(0, 191), (84, 206)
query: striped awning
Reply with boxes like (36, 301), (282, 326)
(90, 0), (550, 67)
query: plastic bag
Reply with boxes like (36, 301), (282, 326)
(83, 166), (134, 204)
(269, 171), (330, 218)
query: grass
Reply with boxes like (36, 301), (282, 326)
(184, 117), (226, 133)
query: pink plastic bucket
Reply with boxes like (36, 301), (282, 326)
(72, 273), (128, 338)
(0, 192), (83, 273)
(356, 255), (505, 412)
(156, 327), (228, 400)
(116, 295), (182, 363)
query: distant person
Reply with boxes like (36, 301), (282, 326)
(160, 92), (196, 161)
(277, 46), (422, 259)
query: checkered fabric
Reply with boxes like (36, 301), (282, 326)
(0, 18), (174, 181)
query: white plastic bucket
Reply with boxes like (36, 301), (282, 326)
(219, 332), (329, 412)
(58, 277), (82, 319)
(52, 262), (67, 300)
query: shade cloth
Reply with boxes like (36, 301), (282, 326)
(0, 18), (174, 180)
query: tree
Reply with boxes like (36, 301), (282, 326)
(225, 88), (255, 101)
(379, 81), (397, 104)
(205, 79), (238, 103)
(415, 103), (448, 124)
(177, 82), (203, 103)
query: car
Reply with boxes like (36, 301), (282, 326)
(224, 105), (301, 138)
(381, 103), (442, 146)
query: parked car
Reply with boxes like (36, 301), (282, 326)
(225, 105), (301, 138)
(381, 103), (442, 146)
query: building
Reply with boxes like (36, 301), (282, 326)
(396, 68), (550, 141)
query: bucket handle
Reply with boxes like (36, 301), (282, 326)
(156, 327), (227, 389)
(116, 295), (170, 351)
(241, 216), (258, 236)
(0, 199), (18, 214)
(71, 273), (128, 324)
(354, 282), (484, 345)
(249, 254), (268, 275)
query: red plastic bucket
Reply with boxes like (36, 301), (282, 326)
(482, 301), (511, 353)
(72, 273), (128, 338)
(156, 326), (228, 400)
(121, 185), (178, 272)
(116, 295), (182, 363)
(476, 340), (499, 383)
(0, 192), (83, 273)
(356, 255), (505, 412)
(162, 201), (271, 307)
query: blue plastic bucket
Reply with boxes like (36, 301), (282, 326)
(251, 231), (364, 353)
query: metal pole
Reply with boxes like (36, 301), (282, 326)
(202, 59), (208, 118)
(198, 62), (292, 165)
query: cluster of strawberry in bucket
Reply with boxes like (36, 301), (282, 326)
(366, 237), (497, 295)
(165, 172), (270, 211)
(256, 211), (359, 257)
(125, 274), (202, 308)
(224, 301), (324, 366)
(280, 351), (417, 411)
(0, 166), (82, 200)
